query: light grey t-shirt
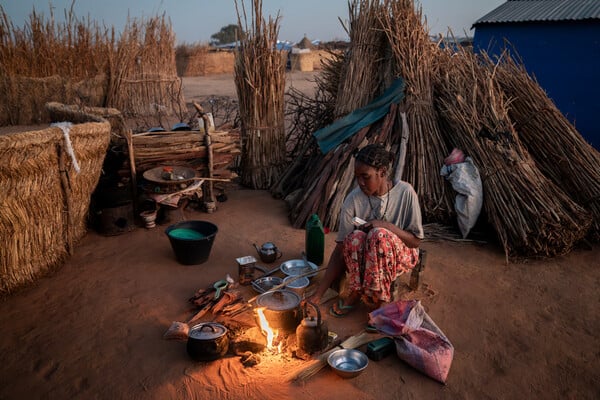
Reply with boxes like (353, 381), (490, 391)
(336, 180), (425, 242)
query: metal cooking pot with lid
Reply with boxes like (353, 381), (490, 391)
(255, 289), (302, 332)
(187, 322), (229, 361)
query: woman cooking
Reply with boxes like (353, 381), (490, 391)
(309, 144), (424, 318)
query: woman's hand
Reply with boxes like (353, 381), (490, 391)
(362, 219), (421, 248)
(360, 219), (390, 232)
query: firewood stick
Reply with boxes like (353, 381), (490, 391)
(125, 129), (138, 215)
(57, 143), (74, 255)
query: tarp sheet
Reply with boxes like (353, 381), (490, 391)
(313, 77), (405, 153)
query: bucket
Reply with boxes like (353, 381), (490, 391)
(165, 220), (218, 265)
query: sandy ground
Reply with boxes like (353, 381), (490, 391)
(1, 73), (599, 400)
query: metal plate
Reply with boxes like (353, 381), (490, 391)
(142, 165), (198, 185)
(252, 276), (283, 293)
(279, 259), (318, 278)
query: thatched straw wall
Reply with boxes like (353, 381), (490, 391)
(0, 74), (108, 126)
(106, 15), (186, 118)
(177, 49), (236, 76)
(289, 53), (314, 71)
(0, 116), (110, 295)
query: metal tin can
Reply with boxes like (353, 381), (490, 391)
(236, 256), (257, 286)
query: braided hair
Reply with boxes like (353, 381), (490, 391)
(354, 144), (393, 171)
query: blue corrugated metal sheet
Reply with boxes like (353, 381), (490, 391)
(473, 0), (600, 26)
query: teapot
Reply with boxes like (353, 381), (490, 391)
(253, 242), (282, 263)
(296, 300), (328, 354)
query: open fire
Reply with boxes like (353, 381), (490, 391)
(255, 307), (283, 353)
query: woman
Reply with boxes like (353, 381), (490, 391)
(310, 144), (424, 316)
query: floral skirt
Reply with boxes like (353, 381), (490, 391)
(342, 228), (419, 302)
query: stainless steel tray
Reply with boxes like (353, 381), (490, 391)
(279, 259), (318, 278)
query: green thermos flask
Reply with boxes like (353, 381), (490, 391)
(305, 214), (325, 265)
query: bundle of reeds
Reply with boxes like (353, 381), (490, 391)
(234, 0), (286, 189)
(483, 53), (600, 241)
(106, 14), (186, 119)
(333, 0), (392, 118)
(270, 49), (344, 200)
(0, 5), (111, 79)
(0, 5), (112, 125)
(434, 48), (591, 259)
(380, 0), (454, 223)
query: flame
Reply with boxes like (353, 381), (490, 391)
(256, 307), (279, 350)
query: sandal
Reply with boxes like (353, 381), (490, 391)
(365, 324), (378, 333)
(329, 299), (356, 318)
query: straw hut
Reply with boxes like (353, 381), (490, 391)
(296, 36), (315, 49)
(0, 106), (111, 295)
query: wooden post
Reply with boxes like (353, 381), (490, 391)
(124, 129), (138, 215)
(204, 131), (216, 212)
(57, 143), (74, 256)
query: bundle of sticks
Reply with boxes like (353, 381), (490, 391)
(234, 0), (286, 189)
(187, 285), (248, 323)
(125, 129), (240, 178)
(380, 0), (454, 223)
(433, 47), (591, 259)
(483, 53), (600, 241)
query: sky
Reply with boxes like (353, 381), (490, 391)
(2, 0), (507, 44)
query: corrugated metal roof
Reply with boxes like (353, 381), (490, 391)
(473, 0), (600, 26)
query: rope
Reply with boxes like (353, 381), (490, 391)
(51, 122), (80, 174)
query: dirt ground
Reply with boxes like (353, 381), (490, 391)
(1, 72), (599, 400)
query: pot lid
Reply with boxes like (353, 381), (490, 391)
(261, 242), (277, 250)
(256, 289), (300, 311)
(188, 322), (227, 340)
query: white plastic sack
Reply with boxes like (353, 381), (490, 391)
(440, 157), (483, 238)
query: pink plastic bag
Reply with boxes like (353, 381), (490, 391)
(368, 300), (454, 383)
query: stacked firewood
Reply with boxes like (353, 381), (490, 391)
(187, 284), (250, 324)
(120, 129), (240, 179)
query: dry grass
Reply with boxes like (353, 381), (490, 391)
(0, 5), (184, 126)
(234, 0), (286, 189)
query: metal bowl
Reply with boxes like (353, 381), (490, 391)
(327, 349), (369, 379)
(283, 276), (310, 296)
(252, 276), (283, 293)
(279, 259), (318, 278)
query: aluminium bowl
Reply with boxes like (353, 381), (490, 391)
(327, 348), (369, 379)
(252, 276), (283, 293)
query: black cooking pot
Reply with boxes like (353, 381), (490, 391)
(187, 322), (229, 361)
(255, 289), (302, 333)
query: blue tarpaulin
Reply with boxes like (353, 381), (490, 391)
(313, 77), (406, 153)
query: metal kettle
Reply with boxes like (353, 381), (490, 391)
(296, 300), (328, 354)
(253, 242), (282, 263)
